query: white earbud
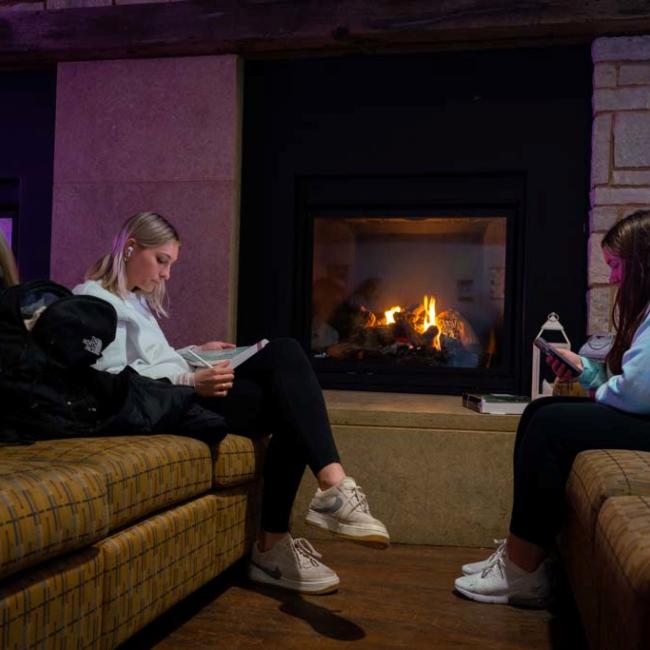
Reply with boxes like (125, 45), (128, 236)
(125, 246), (134, 260)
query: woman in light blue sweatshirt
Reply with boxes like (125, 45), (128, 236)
(455, 209), (650, 608)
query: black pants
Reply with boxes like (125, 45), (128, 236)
(509, 396), (650, 547)
(198, 338), (340, 533)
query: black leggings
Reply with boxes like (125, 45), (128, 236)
(198, 338), (340, 533)
(509, 396), (650, 547)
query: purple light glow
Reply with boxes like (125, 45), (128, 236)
(0, 219), (12, 246)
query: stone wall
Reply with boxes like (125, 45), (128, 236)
(589, 36), (650, 333)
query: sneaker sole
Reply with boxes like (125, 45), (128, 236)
(248, 564), (340, 595)
(454, 584), (549, 609)
(305, 511), (390, 549)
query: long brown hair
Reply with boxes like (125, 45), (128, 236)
(603, 209), (650, 373)
(86, 212), (180, 317)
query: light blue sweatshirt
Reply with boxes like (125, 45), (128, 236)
(578, 308), (650, 414)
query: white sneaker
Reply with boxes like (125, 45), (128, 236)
(461, 538), (507, 575)
(305, 477), (390, 548)
(248, 535), (340, 594)
(454, 551), (551, 608)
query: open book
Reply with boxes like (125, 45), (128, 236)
(180, 339), (269, 369)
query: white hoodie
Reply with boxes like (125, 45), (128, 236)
(73, 279), (191, 384)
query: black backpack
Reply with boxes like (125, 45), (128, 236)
(0, 281), (119, 440)
(0, 280), (227, 443)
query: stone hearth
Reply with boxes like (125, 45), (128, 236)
(291, 391), (517, 547)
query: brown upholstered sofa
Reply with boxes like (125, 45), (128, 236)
(0, 433), (266, 649)
(562, 449), (650, 650)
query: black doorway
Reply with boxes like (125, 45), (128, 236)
(0, 70), (57, 282)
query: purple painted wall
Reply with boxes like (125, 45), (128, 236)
(0, 219), (11, 245)
(51, 56), (241, 346)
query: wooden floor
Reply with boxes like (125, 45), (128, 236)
(119, 541), (588, 650)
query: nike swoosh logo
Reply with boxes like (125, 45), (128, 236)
(311, 495), (344, 514)
(251, 561), (282, 580)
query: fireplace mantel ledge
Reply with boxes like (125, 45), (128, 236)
(323, 389), (520, 432)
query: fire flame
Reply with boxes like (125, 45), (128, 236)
(384, 306), (402, 324)
(377, 295), (441, 349)
(422, 295), (441, 350)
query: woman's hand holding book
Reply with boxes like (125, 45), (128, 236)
(194, 361), (235, 397)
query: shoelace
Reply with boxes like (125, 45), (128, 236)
(483, 538), (506, 563)
(481, 539), (507, 579)
(293, 538), (324, 568)
(343, 484), (370, 514)
(480, 551), (550, 599)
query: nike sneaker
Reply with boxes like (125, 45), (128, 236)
(461, 538), (507, 575)
(454, 551), (551, 608)
(248, 534), (340, 594)
(305, 477), (390, 548)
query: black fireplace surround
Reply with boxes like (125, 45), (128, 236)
(238, 46), (591, 395)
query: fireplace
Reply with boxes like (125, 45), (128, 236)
(238, 47), (591, 394)
(312, 214), (506, 365)
(292, 174), (524, 393)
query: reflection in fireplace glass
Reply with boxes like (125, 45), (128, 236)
(311, 216), (507, 369)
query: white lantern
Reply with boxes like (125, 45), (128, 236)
(531, 312), (571, 400)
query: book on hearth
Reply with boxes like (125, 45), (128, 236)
(180, 339), (269, 369)
(462, 392), (530, 415)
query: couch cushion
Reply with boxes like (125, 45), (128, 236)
(0, 546), (104, 650)
(594, 496), (650, 649)
(0, 460), (109, 579)
(211, 434), (267, 488)
(558, 511), (600, 650)
(566, 449), (650, 542)
(1, 435), (213, 530)
(97, 494), (221, 649)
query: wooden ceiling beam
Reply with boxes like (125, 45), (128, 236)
(2, 0), (650, 64)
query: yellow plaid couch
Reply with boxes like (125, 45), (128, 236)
(561, 449), (650, 650)
(0, 433), (266, 650)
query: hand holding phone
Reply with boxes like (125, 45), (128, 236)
(534, 337), (583, 378)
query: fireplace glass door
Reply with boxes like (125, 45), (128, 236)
(311, 214), (508, 374)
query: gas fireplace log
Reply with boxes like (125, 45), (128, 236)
(326, 342), (364, 360)
(330, 302), (376, 340)
(376, 326), (395, 346)
(326, 342), (384, 360)
(422, 325), (439, 347)
(392, 319), (426, 347)
(355, 326), (391, 349)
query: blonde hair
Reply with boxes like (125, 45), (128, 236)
(0, 230), (18, 288)
(86, 212), (180, 316)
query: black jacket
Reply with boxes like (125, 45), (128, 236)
(0, 281), (226, 443)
